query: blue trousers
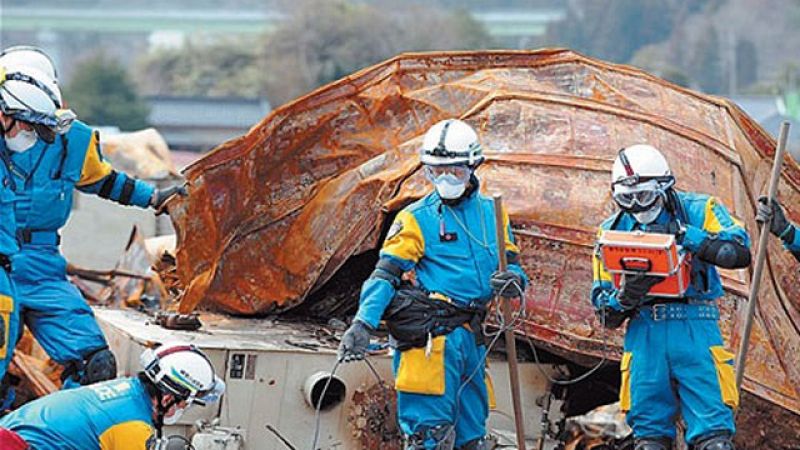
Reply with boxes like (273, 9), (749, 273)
(12, 245), (108, 387)
(621, 304), (737, 444)
(0, 269), (19, 386)
(393, 327), (488, 448)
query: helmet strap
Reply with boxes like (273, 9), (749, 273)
(155, 393), (183, 438)
(155, 390), (165, 438)
(1, 118), (16, 136)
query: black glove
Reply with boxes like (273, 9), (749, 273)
(151, 184), (188, 215)
(756, 196), (791, 238)
(337, 320), (372, 362)
(595, 307), (629, 329)
(617, 273), (664, 310)
(490, 270), (523, 298)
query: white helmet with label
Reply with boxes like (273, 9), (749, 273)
(0, 65), (75, 142)
(419, 119), (484, 166)
(419, 119), (484, 200)
(0, 46), (58, 81)
(140, 342), (225, 425)
(611, 144), (676, 224)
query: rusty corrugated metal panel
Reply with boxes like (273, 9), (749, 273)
(168, 50), (800, 432)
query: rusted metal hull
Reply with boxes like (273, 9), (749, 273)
(169, 50), (800, 435)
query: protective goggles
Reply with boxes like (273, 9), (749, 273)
(612, 179), (671, 211)
(193, 377), (226, 406)
(423, 164), (472, 184)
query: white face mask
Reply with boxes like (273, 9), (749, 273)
(633, 203), (663, 224)
(5, 129), (38, 152)
(162, 402), (188, 425)
(433, 175), (467, 200)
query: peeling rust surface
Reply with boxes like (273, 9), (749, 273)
(168, 49), (800, 428)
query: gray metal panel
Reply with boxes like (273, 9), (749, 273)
(96, 308), (563, 450)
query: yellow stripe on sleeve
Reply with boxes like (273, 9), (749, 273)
(702, 197), (723, 233)
(99, 420), (155, 450)
(593, 229), (613, 282)
(502, 208), (521, 255)
(382, 210), (425, 264)
(77, 131), (113, 187)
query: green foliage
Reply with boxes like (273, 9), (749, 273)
(544, 0), (693, 63)
(135, 0), (494, 106)
(136, 38), (264, 98)
(66, 55), (149, 130)
(262, 0), (494, 104)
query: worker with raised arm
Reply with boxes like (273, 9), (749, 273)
(0, 46), (186, 391)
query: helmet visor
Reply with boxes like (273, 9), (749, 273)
(423, 164), (471, 184)
(193, 376), (226, 407)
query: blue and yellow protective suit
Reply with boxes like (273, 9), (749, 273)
(781, 224), (800, 261)
(1, 120), (155, 387)
(0, 150), (18, 390)
(591, 192), (749, 444)
(0, 376), (155, 449)
(355, 185), (528, 448)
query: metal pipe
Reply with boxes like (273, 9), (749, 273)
(734, 121), (791, 392)
(302, 371), (346, 411)
(493, 194), (527, 449)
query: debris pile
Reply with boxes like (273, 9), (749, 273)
(162, 49), (800, 446)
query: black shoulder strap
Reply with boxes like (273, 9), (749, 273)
(609, 210), (625, 230)
(51, 133), (69, 180)
(0, 149), (16, 190)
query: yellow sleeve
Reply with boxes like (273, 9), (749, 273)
(76, 131), (113, 187)
(381, 209), (425, 265)
(99, 420), (155, 450)
(702, 196), (744, 232)
(592, 229), (613, 283)
(502, 208), (520, 255)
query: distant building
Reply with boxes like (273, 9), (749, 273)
(145, 95), (271, 151)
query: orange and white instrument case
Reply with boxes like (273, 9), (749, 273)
(597, 230), (691, 298)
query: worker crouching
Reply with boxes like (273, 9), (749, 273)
(591, 145), (751, 450)
(338, 119), (529, 450)
(0, 342), (225, 450)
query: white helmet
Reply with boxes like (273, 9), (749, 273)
(140, 342), (225, 425)
(0, 65), (75, 142)
(419, 119), (484, 166)
(611, 144), (676, 223)
(0, 46), (58, 81)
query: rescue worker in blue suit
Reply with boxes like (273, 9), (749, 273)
(338, 119), (529, 450)
(756, 197), (800, 262)
(591, 145), (752, 450)
(0, 112), (19, 409)
(0, 341), (225, 450)
(0, 49), (186, 390)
